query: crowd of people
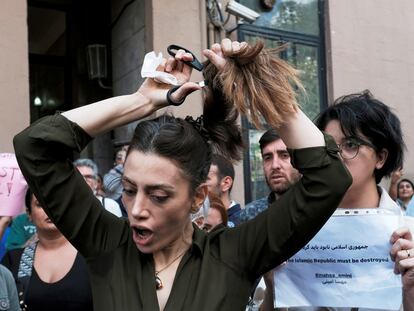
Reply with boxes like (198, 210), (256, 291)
(0, 38), (413, 311)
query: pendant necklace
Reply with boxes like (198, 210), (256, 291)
(155, 249), (188, 290)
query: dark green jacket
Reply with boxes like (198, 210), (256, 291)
(13, 114), (351, 311)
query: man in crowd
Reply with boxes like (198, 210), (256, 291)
(206, 154), (241, 227)
(239, 129), (301, 223)
(74, 158), (123, 217)
(104, 146), (128, 200)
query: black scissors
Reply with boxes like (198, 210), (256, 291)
(167, 44), (203, 72)
(166, 44), (205, 106)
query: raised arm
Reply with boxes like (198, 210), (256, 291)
(203, 39), (351, 278)
(13, 51), (199, 258)
(389, 169), (403, 201)
(62, 51), (200, 137)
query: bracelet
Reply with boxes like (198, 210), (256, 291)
(166, 86), (185, 106)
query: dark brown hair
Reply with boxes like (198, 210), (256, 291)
(128, 115), (211, 195)
(208, 192), (228, 227)
(203, 41), (302, 133)
(259, 129), (281, 153)
(316, 90), (405, 184)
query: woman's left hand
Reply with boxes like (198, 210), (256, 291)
(203, 38), (247, 71)
(390, 227), (414, 289)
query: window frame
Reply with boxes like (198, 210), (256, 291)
(237, 0), (327, 204)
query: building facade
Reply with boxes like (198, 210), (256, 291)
(1, 0), (413, 206)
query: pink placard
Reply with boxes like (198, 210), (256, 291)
(0, 153), (28, 216)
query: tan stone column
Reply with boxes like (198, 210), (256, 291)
(0, 0), (30, 152)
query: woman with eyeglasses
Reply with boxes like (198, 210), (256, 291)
(315, 90), (414, 311)
(316, 91), (403, 211)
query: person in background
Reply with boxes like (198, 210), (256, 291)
(190, 208), (205, 229)
(5, 212), (36, 252)
(1, 188), (93, 311)
(104, 146), (129, 217)
(396, 179), (414, 214)
(96, 173), (106, 197)
(0, 217), (12, 259)
(315, 91), (414, 311)
(74, 158), (123, 217)
(238, 129), (301, 224)
(206, 154), (241, 227)
(0, 264), (20, 311)
(202, 192), (228, 232)
(388, 169), (414, 214)
(388, 168), (404, 200)
(103, 146), (128, 200)
(259, 91), (414, 311)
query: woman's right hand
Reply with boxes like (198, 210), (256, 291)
(391, 169), (403, 185)
(137, 50), (201, 108)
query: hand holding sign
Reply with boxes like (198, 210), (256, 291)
(0, 153), (27, 216)
(390, 225), (414, 311)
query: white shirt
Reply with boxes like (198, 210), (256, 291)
(97, 196), (123, 218)
(252, 187), (404, 311)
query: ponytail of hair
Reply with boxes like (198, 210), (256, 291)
(202, 41), (303, 162)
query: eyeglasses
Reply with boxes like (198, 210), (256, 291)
(337, 137), (376, 160)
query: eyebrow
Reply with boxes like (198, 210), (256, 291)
(263, 149), (288, 156)
(122, 176), (135, 186)
(277, 149), (289, 153)
(122, 176), (175, 191)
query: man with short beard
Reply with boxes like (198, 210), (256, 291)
(238, 128), (301, 223)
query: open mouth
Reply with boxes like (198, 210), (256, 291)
(132, 227), (154, 246)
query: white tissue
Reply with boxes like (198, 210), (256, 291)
(141, 51), (178, 86)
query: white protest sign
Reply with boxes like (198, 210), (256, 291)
(0, 153), (27, 216)
(275, 211), (401, 310)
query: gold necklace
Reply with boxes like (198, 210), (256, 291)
(155, 249), (188, 290)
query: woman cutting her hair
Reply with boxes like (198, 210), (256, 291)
(13, 39), (351, 310)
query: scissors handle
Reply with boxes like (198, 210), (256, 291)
(167, 44), (203, 71)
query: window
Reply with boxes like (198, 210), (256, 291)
(238, 0), (326, 203)
(28, 4), (71, 123)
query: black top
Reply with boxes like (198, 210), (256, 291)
(1, 249), (93, 311)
